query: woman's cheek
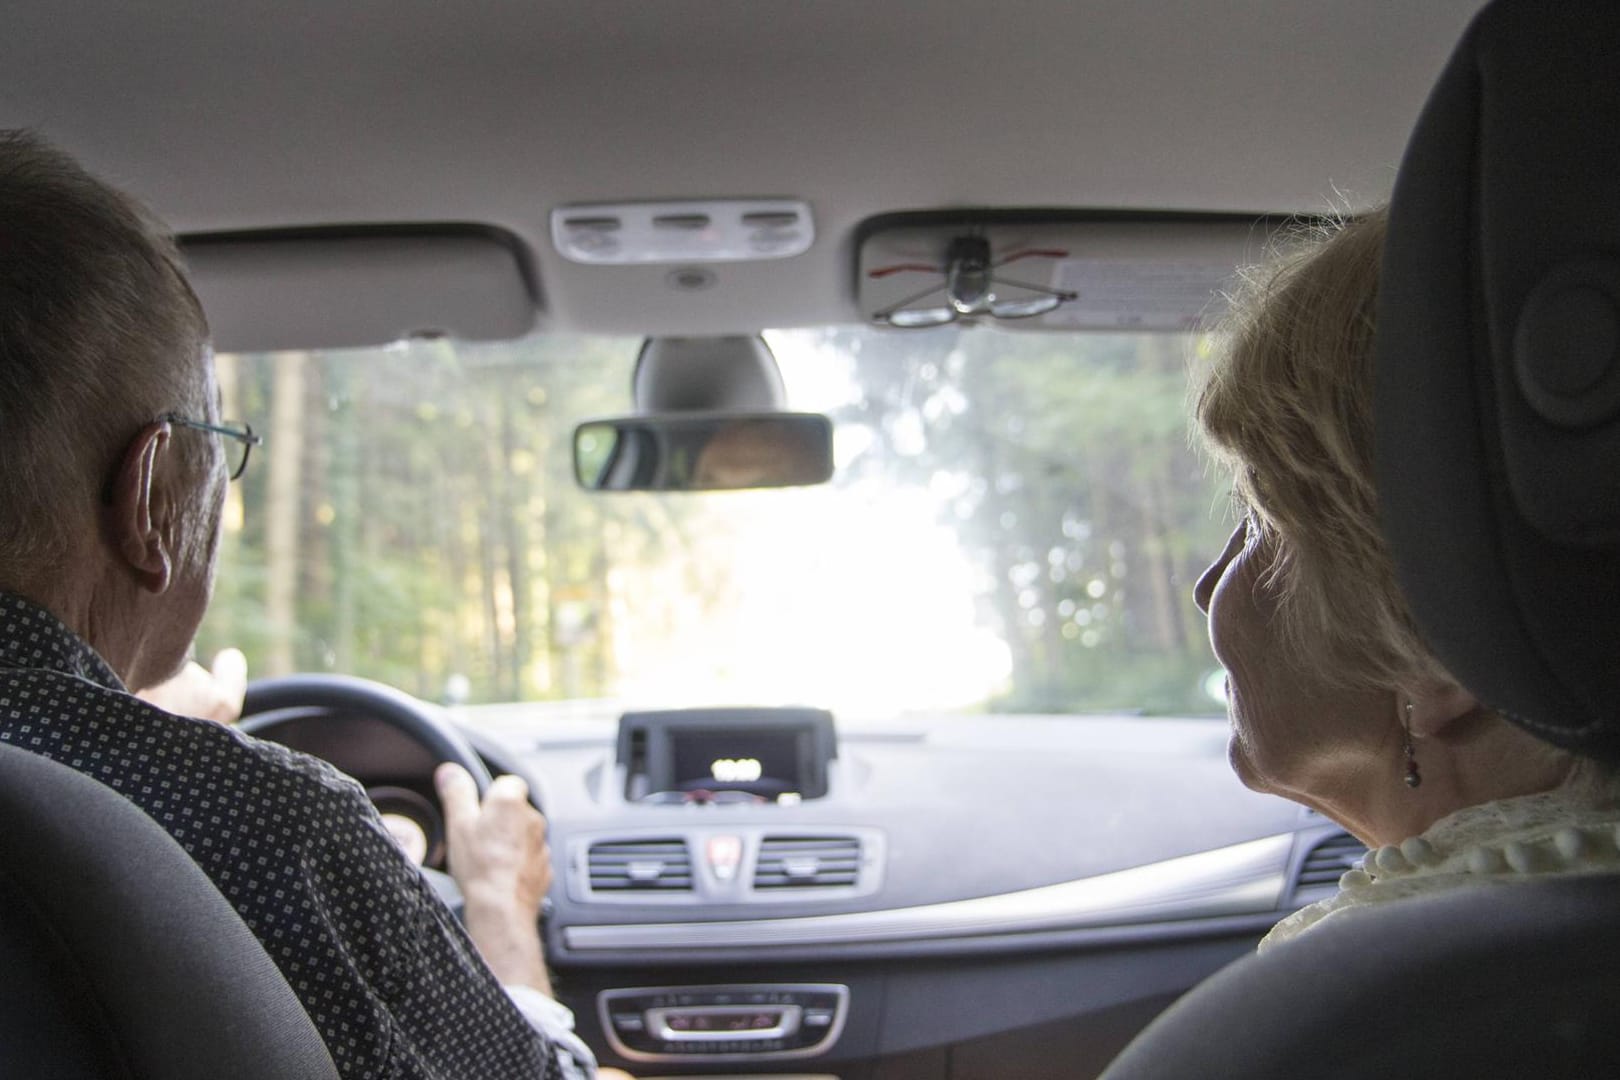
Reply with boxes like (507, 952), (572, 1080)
(1220, 649), (1286, 789)
(1226, 730), (1265, 792)
(1225, 702), (1281, 795)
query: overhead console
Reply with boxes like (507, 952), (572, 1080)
(618, 707), (837, 806)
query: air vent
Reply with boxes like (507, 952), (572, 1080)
(753, 836), (861, 890)
(1296, 832), (1368, 891)
(588, 839), (693, 892)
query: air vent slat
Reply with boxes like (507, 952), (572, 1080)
(592, 853), (689, 863)
(589, 871), (695, 881)
(1295, 832), (1368, 891)
(753, 835), (863, 890)
(587, 838), (693, 892)
(589, 844), (688, 855)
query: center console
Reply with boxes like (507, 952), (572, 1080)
(598, 983), (849, 1064)
(576, 712), (860, 1068)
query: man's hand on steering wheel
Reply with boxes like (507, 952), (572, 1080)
(135, 648), (249, 724)
(437, 762), (557, 995)
(235, 675), (558, 991)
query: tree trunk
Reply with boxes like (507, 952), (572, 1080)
(328, 361), (358, 672)
(499, 395), (530, 701)
(212, 351), (244, 647)
(264, 351), (308, 676)
(1139, 472), (1183, 653)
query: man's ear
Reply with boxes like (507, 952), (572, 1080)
(1406, 674), (1483, 739)
(104, 420), (175, 594)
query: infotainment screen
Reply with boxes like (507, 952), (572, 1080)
(668, 729), (804, 796)
(617, 707), (836, 803)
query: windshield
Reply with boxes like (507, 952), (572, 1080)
(195, 327), (1231, 717)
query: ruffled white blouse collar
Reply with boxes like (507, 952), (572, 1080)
(1261, 784), (1620, 952)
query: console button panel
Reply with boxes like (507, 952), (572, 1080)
(598, 983), (849, 1063)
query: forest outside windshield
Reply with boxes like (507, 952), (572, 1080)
(195, 327), (1233, 719)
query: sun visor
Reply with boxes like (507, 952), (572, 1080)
(180, 227), (539, 352)
(856, 213), (1283, 332)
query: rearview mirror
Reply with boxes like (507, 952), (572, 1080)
(574, 413), (835, 492)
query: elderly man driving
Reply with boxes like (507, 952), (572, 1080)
(0, 130), (632, 1079)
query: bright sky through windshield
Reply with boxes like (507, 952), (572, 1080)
(609, 482), (1013, 712)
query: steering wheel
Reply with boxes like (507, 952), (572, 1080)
(241, 673), (493, 793)
(239, 674), (495, 909)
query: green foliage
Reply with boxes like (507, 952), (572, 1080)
(827, 326), (1231, 715)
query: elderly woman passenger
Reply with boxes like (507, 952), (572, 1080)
(1192, 208), (1620, 950)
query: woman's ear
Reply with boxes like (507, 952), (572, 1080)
(1406, 674), (1483, 738)
(104, 421), (175, 594)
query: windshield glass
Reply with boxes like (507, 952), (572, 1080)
(196, 327), (1231, 717)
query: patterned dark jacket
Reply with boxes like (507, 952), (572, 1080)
(0, 592), (561, 1080)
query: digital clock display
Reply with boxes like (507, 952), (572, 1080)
(670, 730), (803, 795)
(621, 708), (835, 803)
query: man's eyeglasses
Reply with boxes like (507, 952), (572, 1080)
(161, 413), (263, 481)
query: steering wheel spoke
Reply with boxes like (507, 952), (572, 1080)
(240, 675), (496, 873)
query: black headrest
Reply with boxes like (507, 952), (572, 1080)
(1375, 0), (1620, 760)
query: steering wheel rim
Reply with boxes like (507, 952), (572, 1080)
(240, 673), (493, 795)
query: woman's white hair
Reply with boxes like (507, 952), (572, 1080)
(1196, 209), (1615, 791)
(1196, 208), (1442, 691)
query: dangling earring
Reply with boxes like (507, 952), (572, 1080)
(1402, 701), (1423, 789)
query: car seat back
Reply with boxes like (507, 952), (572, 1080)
(0, 741), (339, 1080)
(1101, 874), (1620, 1079)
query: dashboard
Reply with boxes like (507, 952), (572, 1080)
(254, 701), (1359, 1077)
(489, 705), (1352, 1076)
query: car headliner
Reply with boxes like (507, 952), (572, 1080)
(3, 1), (1488, 337)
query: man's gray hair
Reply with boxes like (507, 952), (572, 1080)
(0, 130), (209, 581)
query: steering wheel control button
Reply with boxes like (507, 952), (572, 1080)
(597, 984), (849, 1063)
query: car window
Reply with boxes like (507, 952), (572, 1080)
(196, 326), (1231, 717)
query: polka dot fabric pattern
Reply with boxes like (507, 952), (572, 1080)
(0, 593), (563, 1080)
